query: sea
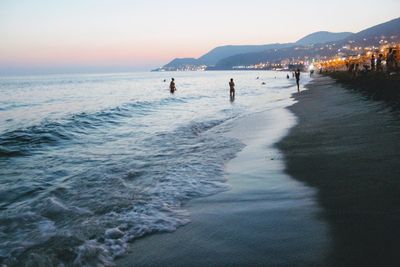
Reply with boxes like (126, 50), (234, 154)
(0, 71), (305, 266)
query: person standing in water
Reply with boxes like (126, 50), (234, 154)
(169, 78), (176, 93)
(229, 78), (235, 99)
(295, 69), (301, 93)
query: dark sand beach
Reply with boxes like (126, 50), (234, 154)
(326, 71), (400, 105)
(117, 75), (400, 266)
(278, 75), (400, 266)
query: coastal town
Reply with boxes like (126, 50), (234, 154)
(235, 41), (400, 73)
(316, 42), (399, 73)
(155, 18), (400, 75)
(157, 39), (400, 74)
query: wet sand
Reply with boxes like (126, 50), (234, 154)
(277, 75), (400, 266)
(117, 96), (330, 266)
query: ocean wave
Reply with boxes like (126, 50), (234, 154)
(0, 147), (26, 157)
(0, 114), (244, 267)
(0, 97), (190, 157)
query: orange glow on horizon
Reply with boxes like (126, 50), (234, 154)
(0, 42), (209, 67)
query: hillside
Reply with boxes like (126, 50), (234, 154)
(162, 58), (205, 70)
(159, 32), (356, 70)
(212, 46), (337, 69)
(161, 43), (292, 69)
(198, 43), (293, 66)
(157, 17), (400, 71)
(213, 17), (400, 69)
(296, 31), (353, 45)
(343, 17), (400, 44)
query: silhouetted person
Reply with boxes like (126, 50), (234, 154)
(286, 74), (290, 79)
(295, 69), (301, 93)
(377, 54), (383, 71)
(163, 79), (166, 82)
(354, 63), (360, 77)
(370, 54), (375, 71)
(349, 63), (355, 72)
(387, 48), (395, 74)
(229, 78), (235, 99)
(169, 78), (176, 93)
(310, 69), (314, 77)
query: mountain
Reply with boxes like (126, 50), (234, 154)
(212, 47), (323, 70)
(159, 32), (354, 70)
(159, 31), (353, 70)
(157, 17), (400, 71)
(213, 17), (400, 69)
(295, 31), (353, 45)
(342, 17), (400, 45)
(160, 43), (293, 70)
(160, 58), (205, 70)
(197, 43), (294, 66)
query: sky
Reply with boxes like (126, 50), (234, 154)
(1, 0), (399, 74)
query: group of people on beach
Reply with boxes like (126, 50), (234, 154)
(347, 48), (399, 76)
(167, 70), (302, 99)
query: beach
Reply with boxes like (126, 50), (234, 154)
(278, 75), (400, 266)
(117, 75), (400, 266)
(2, 72), (400, 266)
(116, 79), (331, 267)
(326, 71), (400, 105)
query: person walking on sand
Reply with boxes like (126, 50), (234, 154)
(295, 69), (301, 93)
(169, 78), (176, 93)
(229, 78), (235, 99)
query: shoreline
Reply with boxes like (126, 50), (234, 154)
(277, 75), (400, 266)
(116, 86), (330, 266)
(116, 74), (400, 266)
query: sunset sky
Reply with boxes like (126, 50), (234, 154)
(1, 0), (399, 74)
